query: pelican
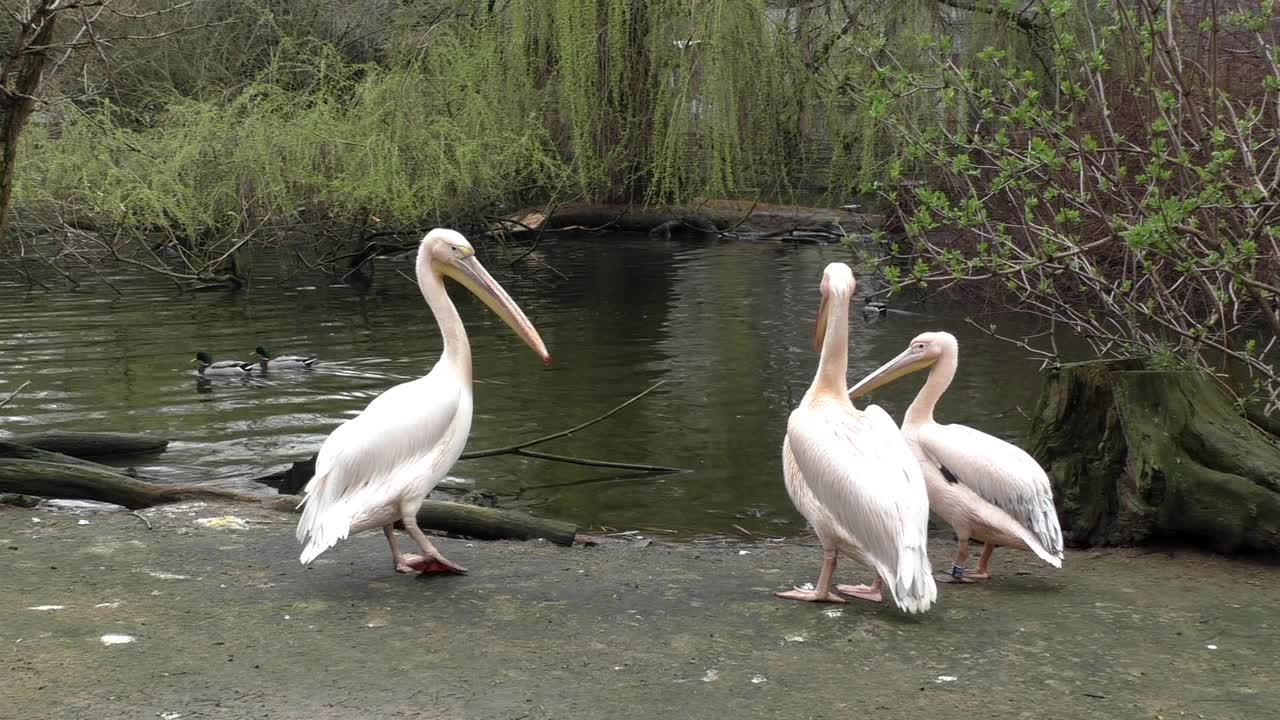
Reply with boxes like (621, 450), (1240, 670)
(296, 229), (549, 574)
(777, 263), (936, 613)
(848, 332), (1063, 581)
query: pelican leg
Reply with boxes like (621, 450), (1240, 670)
(939, 537), (977, 583)
(384, 524), (414, 573)
(776, 547), (846, 603)
(968, 543), (995, 580)
(399, 510), (468, 575)
(835, 576), (883, 603)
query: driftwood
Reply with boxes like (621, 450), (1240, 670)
(5, 431), (168, 458)
(0, 457), (578, 546)
(1027, 359), (1280, 553)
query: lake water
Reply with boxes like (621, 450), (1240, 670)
(0, 234), (1055, 537)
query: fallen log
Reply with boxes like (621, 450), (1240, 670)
(0, 459), (259, 508)
(0, 458), (578, 546)
(5, 431), (168, 459)
(1026, 359), (1280, 553)
(0, 493), (41, 508)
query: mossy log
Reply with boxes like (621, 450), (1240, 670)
(5, 431), (168, 459)
(1026, 359), (1280, 553)
(0, 458), (578, 546)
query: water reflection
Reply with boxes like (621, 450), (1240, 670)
(0, 234), (1061, 537)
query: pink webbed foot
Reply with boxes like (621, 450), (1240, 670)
(396, 554), (468, 575)
(775, 586), (847, 603)
(835, 583), (883, 603)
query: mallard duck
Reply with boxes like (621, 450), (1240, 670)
(253, 345), (318, 370)
(194, 351), (253, 376)
(862, 297), (889, 318)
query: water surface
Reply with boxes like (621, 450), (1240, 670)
(0, 234), (1054, 536)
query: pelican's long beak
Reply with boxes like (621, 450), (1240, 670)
(812, 293), (830, 353)
(848, 347), (934, 399)
(439, 254), (551, 365)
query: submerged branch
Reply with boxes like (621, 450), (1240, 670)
(461, 381), (670, 461)
(0, 381), (30, 410)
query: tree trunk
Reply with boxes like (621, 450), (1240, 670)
(0, 457), (578, 546)
(1026, 359), (1280, 553)
(0, 7), (57, 244)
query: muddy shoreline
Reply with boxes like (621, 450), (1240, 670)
(4, 502), (1277, 719)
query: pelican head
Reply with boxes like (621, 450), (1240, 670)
(813, 263), (857, 352)
(848, 331), (958, 398)
(419, 228), (551, 365)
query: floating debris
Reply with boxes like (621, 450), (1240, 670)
(785, 634), (807, 643)
(1206, 644), (1218, 650)
(738, 550), (752, 556)
(701, 669), (719, 683)
(94, 602), (122, 609)
(27, 605), (65, 611)
(823, 608), (844, 618)
(147, 571), (190, 580)
(100, 634), (136, 645)
(160, 713), (182, 720)
(751, 675), (768, 684)
(935, 675), (958, 683)
(77, 519), (91, 526)
(195, 516), (249, 530)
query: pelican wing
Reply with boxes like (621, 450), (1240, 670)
(786, 403), (935, 613)
(918, 422), (1063, 558)
(296, 367), (464, 557)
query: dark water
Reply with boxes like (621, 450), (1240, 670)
(0, 235), (1054, 537)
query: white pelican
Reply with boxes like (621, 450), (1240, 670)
(848, 332), (1063, 582)
(777, 263), (936, 613)
(297, 229), (549, 574)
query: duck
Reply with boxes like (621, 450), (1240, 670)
(253, 345), (318, 370)
(862, 297), (889, 318)
(194, 351), (254, 376)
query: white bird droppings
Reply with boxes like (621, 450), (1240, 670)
(1206, 644), (1218, 650)
(785, 634), (807, 643)
(77, 519), (91, 525)
(701, 669), (719, 683)
(100, 634), (136, 645)
(798, 582), (815, 591)
(751, 675), (768, 684)
(823, 608), (844, 618)
(94, 602), (122, 609)
(195, 516), (249, 530)
(738, 550), (751, 555)
(160, 712), (182, 719)
(935, 675), (958, 683)
(27, 605), (65, 611)
(147, 571), (190, 580)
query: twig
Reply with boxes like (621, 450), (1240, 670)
(461, 381), (666, 459)
(128, 511), (152, 530)
(511, 448), (684, 474)
(0, 381), (31, 410)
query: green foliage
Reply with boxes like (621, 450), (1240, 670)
(850, 0), (1280, 411)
